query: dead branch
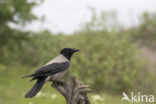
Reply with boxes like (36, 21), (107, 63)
(51, 76), (91, 104)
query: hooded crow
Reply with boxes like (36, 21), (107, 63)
(23, 48), (79, 98)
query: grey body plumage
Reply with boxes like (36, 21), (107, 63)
(23, 48), (78, 98)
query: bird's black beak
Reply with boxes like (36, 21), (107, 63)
(72, 49), (79, 53)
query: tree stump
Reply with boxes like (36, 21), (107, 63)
(51, 76), (91, 104)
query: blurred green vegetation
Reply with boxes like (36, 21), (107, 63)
(0, 0), (156, 104)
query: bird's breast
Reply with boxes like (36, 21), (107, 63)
(46, 70), (68, 81)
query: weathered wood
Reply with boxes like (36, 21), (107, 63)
(51, 76), (91, 104)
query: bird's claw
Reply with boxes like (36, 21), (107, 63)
(51, 80), (65, 86)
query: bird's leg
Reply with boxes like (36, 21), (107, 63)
(50, 80), (65, 86)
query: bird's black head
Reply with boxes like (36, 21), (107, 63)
(60, 48), (79, 60)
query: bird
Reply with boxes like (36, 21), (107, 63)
(23, 48), (79, 98)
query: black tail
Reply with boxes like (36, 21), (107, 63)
(22, 74), (35, 78)
(25, 78), (45, 98)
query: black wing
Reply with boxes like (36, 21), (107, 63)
(23, 62), (69, 78)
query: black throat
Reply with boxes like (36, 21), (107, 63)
(61, 53), (72, 61)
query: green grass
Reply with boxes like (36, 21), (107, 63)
(0, 64), (153, 104)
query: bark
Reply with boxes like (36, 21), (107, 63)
(51, 76), (91, 104)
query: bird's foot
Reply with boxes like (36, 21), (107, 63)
(51, 80), (65, 86)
